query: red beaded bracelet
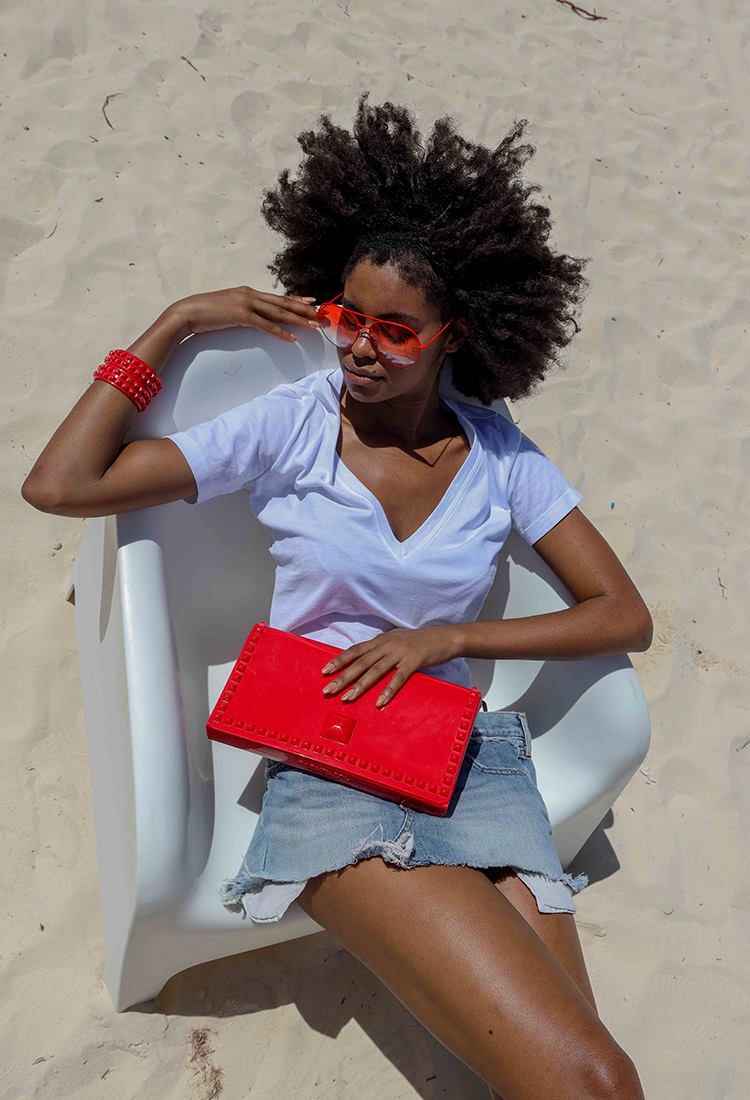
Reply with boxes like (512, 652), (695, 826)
(93, 349), (162, 412)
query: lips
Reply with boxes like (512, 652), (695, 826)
(345, 365), (386, 380)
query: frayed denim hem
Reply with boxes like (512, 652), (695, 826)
(218, 858), (589, 923)
(562, 870), (589, 895)
(218, 872), (308, 922)
(518, 868), (588, 914)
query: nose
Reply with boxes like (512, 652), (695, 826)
(350, 328), (377, 357)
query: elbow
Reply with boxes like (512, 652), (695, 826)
(21, 479), (66, 514)
(632, 611), (654, 652)
(606, 595), (653, 653)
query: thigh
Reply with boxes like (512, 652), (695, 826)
(484, 867), (598, 1014)
(296, 857), (631, 1100)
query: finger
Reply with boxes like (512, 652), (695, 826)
(321, 652), (390, 696)
(346, 660), (405, 704)
(274, 300), (320, 321)
(373, 660), (415, 704)
(257, 301), (320, 332)
(333, 656), (397, 701)
(250, 289), (311, 305)
(320, 643), (372, 677)
(375, 667), (414, 707)
(248, 316), (299, 342)
(253, 291), (319, 320)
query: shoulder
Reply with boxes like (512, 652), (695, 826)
(234, 367), (333, 472)
(255, 367), (328, 406)
(444, 394), (522, 460)
(231, 367), (331, 429)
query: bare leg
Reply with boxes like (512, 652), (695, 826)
(482, 868), (642, 1099)
(296, 859), (645, 1100)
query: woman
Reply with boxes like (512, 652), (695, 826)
(23, 93), (650, 1099)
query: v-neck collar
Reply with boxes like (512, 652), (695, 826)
(322, 365), (481, 561)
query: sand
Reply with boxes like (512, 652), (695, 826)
(3, 0), (749, 1096)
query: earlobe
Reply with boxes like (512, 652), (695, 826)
(445, 318), (467, 354)
(445, 332), (466, 355)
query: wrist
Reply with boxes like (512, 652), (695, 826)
(122, 306), (192, 384)
(444, 622), (468, 661)
(161, 302), (193, 342)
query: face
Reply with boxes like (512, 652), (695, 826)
(337, 257), (465, 403)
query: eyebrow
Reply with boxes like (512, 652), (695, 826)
(341, 296), (421, 327)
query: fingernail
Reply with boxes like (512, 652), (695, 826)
(321, 663), (333, 674)
(376, 695), (387, 707)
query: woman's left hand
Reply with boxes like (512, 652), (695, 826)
(319, 626), (459, 708)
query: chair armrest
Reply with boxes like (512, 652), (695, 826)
(116, 512), (192, 910)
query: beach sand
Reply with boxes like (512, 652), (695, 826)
(3, 0), (749, 1096)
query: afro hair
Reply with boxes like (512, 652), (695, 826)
(260, 90), (590, 405)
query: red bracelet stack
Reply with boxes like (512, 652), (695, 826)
(92, 349), (162, 412)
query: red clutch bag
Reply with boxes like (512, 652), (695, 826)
(206, 621), (484, 815)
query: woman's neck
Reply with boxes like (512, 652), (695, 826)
(338, 373), (453, 450)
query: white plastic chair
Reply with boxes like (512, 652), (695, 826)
(67, 327), (651, 1011)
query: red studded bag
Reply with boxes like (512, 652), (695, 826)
(206, 621), (485, 815)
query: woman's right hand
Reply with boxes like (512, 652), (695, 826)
(170, 285), (320, 341)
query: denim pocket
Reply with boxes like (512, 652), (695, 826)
(466, 733), (528, 775)
(507, 711), (533, 759)
(470, 710), (532, 761)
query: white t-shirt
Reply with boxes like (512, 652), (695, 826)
(163, 364), (583, 688)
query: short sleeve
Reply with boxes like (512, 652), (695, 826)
(507, 429), (583, 546)
(162, 387), (295, 505)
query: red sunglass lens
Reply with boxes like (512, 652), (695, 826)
(317, 303), (420, 366)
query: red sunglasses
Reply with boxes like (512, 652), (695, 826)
(315, 291), (454, 367)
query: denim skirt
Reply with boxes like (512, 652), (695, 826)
(219, 708), (589, 923)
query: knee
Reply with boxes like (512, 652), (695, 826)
(580, 1048), (644, 1100)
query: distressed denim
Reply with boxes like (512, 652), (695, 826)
(219, 708), (589, 922)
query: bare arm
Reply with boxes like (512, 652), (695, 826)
(20, 306), (195, 517)
(451, 508), (653, 659)
(20, 287), (320, 518)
